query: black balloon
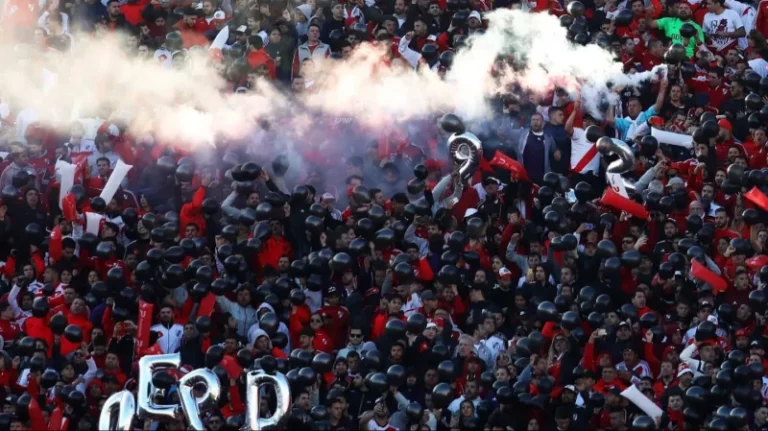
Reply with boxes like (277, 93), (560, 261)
(432, 383), (453, 408)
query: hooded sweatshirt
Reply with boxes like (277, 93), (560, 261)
(295, 4), (312, 37)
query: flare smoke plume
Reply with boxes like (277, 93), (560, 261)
(0, 9), (665, 148)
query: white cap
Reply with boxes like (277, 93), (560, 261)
(236, 25), (248, 33)
(468, 10), (482, 21)
(427, 34), (437, 41)
(564, 385), (576, 392)
(426, 322), (437, 329)
(321, 192), (335, 201)
(464, 208), (478, 218)
(212, 10), (226, 20)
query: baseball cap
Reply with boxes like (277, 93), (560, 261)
(499, 267), (512, 279)
(648, 179), (664, 195)
(212, 10), (226, 21)
(464, 208), (478, 218)
(564, 385), (576, 392)
(751, 340), (763, 348)
(426, 321), (437, 329)
(421, 290), (436, 301)
(677, 364), (694, 377)
(327, 286), (340, 296)
(468, 10), (482, 20)
(735, 328), (749, 338)
(666, 177), (685, 188)
(718, 118), (732, 131)
(236, 25), (248, 33)
(321, 192), (335, 201)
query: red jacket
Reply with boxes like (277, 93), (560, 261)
(180, 187), (207, 237)
(290, 304), (311, 347)
(312, 329), (334, 353)
(758, 0), (768, 38)
(61, 307), (94, 344)
(246, 49), (277, 80)
(318, 305), (350, 349)
(257, 236), (293, 271)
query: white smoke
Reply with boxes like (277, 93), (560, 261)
(0, 9), (665, 150)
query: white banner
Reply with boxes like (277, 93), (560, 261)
(55, 160), (76, 210)
(651, 128), (693, 148)
(621, 384), (663, 419)
(100, 159), (133, 204)
(85, 212), (104, 234)
(607, 173), (629, 198)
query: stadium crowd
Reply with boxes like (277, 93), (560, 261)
(1, 0), (768, 427)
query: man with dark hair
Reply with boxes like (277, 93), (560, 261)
(703, 0), (745, 55)
(505, 112), (556, 185)
(292, 22), (330, 79)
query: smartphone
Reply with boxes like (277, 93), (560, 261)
(597, 329), (607, 337)
(585, 223), (594, 230)
(526, 268), (534, 279)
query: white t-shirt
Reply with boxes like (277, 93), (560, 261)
(570, 128), (600, 174)
(366, 419), (396, 431)
(703, 9), (744, 51)
(724, 0), (755, 49)
(748, 58), (768, 78)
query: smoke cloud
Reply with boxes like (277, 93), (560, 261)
(0, 9), (665, 150)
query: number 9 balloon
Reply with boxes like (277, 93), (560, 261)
(596, 136), (635, 174)
(441, 113), (483, 182)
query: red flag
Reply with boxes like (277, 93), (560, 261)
(600, 188), (649, 220)
(691, 259), (728, 294)
(28, 393), (49, 431)
(48, 407), (67, 431)
(49, 225), (63, 264)
(197, 292), (216, 319)
(62, 193), (77, 222)
(488, 150), (530, 181)
(745, 187), (768, 212)
(136, 299), (154, 355)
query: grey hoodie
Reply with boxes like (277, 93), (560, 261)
(295, 4), (312, 37)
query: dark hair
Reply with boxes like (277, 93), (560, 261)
(248, 35), (264, 49)
(346, 174), (364, 185)
(346, 156), (363, 167)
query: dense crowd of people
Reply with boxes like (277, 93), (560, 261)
(0, 0), (768, 427)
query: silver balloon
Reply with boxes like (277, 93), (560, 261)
(99, 390), (135, 431)
(448, 132), (483, 182)
(137, 353), (182, 422)
(597, 137), (635, 174)
(245, 371), (291, 430)
(178, 368), (222, 431)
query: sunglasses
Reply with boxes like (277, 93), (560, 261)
(622, 239), (634, 244)
(349, 333), (362, 338)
